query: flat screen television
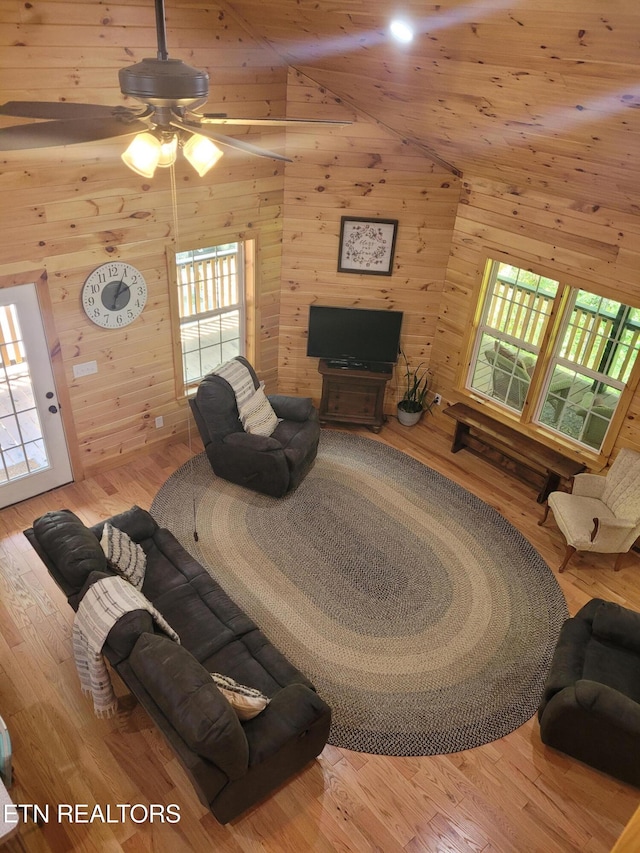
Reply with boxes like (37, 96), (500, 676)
(306, 305), (403, 370)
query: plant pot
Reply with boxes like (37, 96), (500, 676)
(397, 406), (423, 426)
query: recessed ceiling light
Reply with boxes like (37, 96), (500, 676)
(390, 19), (414, 43)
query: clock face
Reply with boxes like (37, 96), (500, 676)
(82, 262), (148, 328)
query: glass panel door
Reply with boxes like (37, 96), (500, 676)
(0, 284), (72, 507)
(0, 303), (48, 481)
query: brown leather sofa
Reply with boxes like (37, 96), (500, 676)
(24, 505), (331, 823)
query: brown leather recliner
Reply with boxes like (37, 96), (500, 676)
(538, 598), (640, 787)
(189, 357), (320, 497)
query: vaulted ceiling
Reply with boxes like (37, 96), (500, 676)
(224, 0), (640, 214)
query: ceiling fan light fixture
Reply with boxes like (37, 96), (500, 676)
(183, 133), (223, 177)
(158, 134), (178, 167)
(121, 131), (161, 177)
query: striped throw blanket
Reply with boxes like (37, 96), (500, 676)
(72, 575), (180, 718)
(213, 358), (255, 408)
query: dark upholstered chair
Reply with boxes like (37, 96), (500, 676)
(538, 598), (640, 786)
(190, 356), (320, 497)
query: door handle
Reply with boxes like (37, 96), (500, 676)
(46, 391), (54, 399)
(48, 405), (58, 414)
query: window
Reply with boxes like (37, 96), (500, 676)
(175, 242), (245, 388)
(468, 262), (558, 412)
(466, 258), (640, 453)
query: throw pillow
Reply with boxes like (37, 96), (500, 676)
(238, 386), (279, 437)
(210, 673), (270, 720)
(100, 522), (146, 590)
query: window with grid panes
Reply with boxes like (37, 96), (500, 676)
(466, 258), (640, 453)
(176, 242), (245, 388)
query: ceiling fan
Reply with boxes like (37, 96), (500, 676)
(0, 0), (349, 175)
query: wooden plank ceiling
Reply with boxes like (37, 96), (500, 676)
(223, 0), (640, 212)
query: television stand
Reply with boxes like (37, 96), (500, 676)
(318, 359), (392, 433)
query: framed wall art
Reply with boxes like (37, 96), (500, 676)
(337, 217), (398, 276)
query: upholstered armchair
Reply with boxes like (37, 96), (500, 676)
(190, 356), (320, 497)
(540, 447), (640, 571)
(538, 598), (640, 786)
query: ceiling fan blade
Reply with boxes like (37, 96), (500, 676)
(0, 116), (148, 151)
(171, 118), (292, 163)
(198, 115), (351, 128)
(0, 101), (122, 120)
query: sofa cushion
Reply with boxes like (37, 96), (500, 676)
(202, 629), (315, 699)
(241, 628), (315, 691)
(153, 583), (237, 659)
(223, 431), (281, 452)
(268, 395), (314, 422)
(574, 679), (640, 735)
(92, 505), (158, 545)
(272, 418), (319, 472)
(130, 633), (249, 779)
(32, 509), (107, 591)
(140, 529), (256, 661)
(107, 610), (156, 663)
(583, 634), (640, 705)
(592, 600), (640, 655)
(193, 375), (242, 442)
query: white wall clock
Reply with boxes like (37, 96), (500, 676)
(82, 261), (148, 328)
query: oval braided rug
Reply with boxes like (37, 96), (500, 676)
(151, 431), (567, 756)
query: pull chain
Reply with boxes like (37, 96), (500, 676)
(170, 164), (198, 543)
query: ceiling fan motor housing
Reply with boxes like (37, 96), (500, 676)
(119, 58), (209, 107)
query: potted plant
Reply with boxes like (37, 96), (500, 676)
(397, 352), (432, 426)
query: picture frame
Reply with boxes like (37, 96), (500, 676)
(337, 216), (398, 276)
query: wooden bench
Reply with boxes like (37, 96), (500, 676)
(444, 402), (585, 503)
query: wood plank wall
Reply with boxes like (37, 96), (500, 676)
(10, 3), (635, 481)
(0, 0), (288, 478)
(431, 171), (640, 465)
(279, 70), (462, 409)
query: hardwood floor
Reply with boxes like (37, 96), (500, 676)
(1, 417), (639, 852)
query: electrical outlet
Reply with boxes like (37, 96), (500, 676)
(155, 416), (164, 428)
(433, 393), (442, 406)
(72, 360), (98, 378)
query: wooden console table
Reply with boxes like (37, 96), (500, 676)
(444, 402), (585, 503)
(318, 359), (391, 433)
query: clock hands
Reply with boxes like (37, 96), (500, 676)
(109, 277), (130, 311)
(111, 279), (125, 311)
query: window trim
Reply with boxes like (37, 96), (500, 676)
(459, 250), (640, 462)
